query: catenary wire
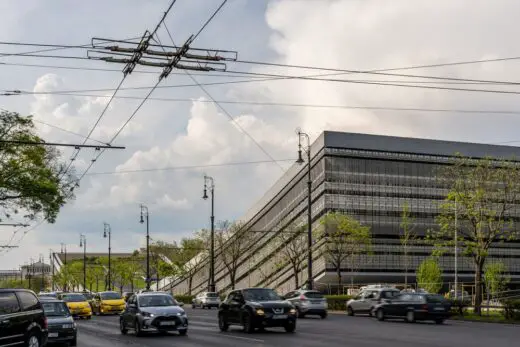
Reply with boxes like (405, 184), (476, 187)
(224, 69), (520, 95)
(85, 158), (294, 176)
(9, 90), (520, 116)
(192, 0), (228, 41)
(31, 119), (108, 145)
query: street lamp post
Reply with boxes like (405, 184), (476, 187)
(203, 175), (216, 293)
(103, 223), (112, 291)
(39, 254), (45, 290)
(60, 243), (67, 291)
(454, 199), (458, 298)
(296, 129), (313, 290)
(79, 235), (86, 292)
(140, 205), (150, 291)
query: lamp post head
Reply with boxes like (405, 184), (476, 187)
(79, 240), (83, 247)
(140, 214), (144, 224)
(296, 149), (304, 164)
(203, 187), (208, 200)
(103, 230), (107, 238)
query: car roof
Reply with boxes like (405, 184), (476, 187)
(98, 291), (120, 294)
(0, 288), (35, 293)
(136, 291), (171, 296)
(40, 298), (65, 303)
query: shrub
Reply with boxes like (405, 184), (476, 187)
(325, 295), (352, 311)
(502, 299), (520, 320)
(448, 299), (468, 316)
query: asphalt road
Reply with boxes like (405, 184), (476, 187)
(73, 308), (520, 347)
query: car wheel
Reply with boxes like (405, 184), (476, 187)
(284, 321), (296, 333)
(406, 311), (415, 323)
(134, 320), (143, 337)
(218, 314), (229, 332)
(242, 313), (255, 334)
(320, 312), (328, 319)
(86, 315), (92, 320)
(26, 332), (40, 347)
(70, 336), (77, 346)
(120, 318), (128, 335)
(376, 308), (385, 321)
(347, 306), (355, 316)
(192, 304), (196, 309)
(178, 329), (188, 336)
(435, 319), (445, 325)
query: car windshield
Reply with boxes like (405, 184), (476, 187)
(138, 295), (176, 307)
(83, 293), (93, 300)
(39, 293), (57, 298)
(42, 302), (70, 317)
(100, 292), (122, 300)
(206, 292), (219, 298)
(62, 294), (86, 302)
(243, 289), (281, 302)
(304, 291), (324, 298)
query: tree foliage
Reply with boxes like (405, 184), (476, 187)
(215, 220), (252, 290)
(400, 202), (417, 288)
(319, 212), (372, 288)
(484, 261), (510, 296)
(0, 111), (75, 223)
(416, 257), (443, 294)
(431, 155), (520, 313)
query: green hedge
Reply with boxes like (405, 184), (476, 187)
(502, 299), (520, 320)
(325, 295), (352, 311)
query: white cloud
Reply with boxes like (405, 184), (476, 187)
(4, 0), (520, 269)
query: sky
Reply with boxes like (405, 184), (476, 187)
(2, 0), (520, 268)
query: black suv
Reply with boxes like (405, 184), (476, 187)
(0, 289), (48, 347)
(120, 292), (188, 336)
(218, 288), (297, 333)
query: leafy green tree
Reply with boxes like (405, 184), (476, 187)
(0, 111), (75, 223)
(175, 237), (206, 295)
(431, 155), (520, 313)
(400, 202), (417, 288)
(416, 257), (443, 294)
(319, 212), (372, 289)
(484, 261), (510, 297)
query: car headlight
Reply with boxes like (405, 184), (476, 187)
(289, 308), (297, 315)
(177, 311), (186, 316)
(141, 311), (154, 317)
(255, 308), (265, 316)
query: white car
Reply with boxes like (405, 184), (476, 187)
(346, 287), (400, 316)
(192, 292), (221, 309)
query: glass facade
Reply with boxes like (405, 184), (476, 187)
(168, 132), (520, 295)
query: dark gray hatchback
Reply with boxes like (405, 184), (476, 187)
(41, 299), (77, 346)
(0, 288), (48, 347)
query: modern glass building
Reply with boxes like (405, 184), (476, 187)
(166, 131), (520, 295)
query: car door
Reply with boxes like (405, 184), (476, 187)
(227, 292), (243, 324)
(123, 295), (137, 326)
(358, 291), (375, 312)
(0, 291), (24, 347)
(350, 291), (364, 311)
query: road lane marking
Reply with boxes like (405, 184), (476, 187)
(218, 333), (264, 343)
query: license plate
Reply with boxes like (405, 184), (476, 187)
(273, 315), (287, 319)
(311, 300), (321, 304)
(434, 307), (444, 311)
(160, 321), (176, 326)
(49, 333), (59, 338)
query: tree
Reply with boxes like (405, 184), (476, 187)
(0, 111), (75, 223)
(400, 202), (417, 288)
(484, 261), (510, 297)
(274, 224), (307, 289)
(173, 237), (207, 295)
(432, 155), (520, 313)
(319, 212), (372, 290)
(416, 257), (443, 294)
(215, 220), (252, 290)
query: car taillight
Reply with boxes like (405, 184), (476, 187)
(300, 295), (308, 301)
(43, 317), (48, 329)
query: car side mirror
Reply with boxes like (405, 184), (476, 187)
(178, 302), (184, 307)
(128, 303), (137, 309)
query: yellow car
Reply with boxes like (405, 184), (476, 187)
(60, 293), (92, 319)
(92, 291), (126, 315)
